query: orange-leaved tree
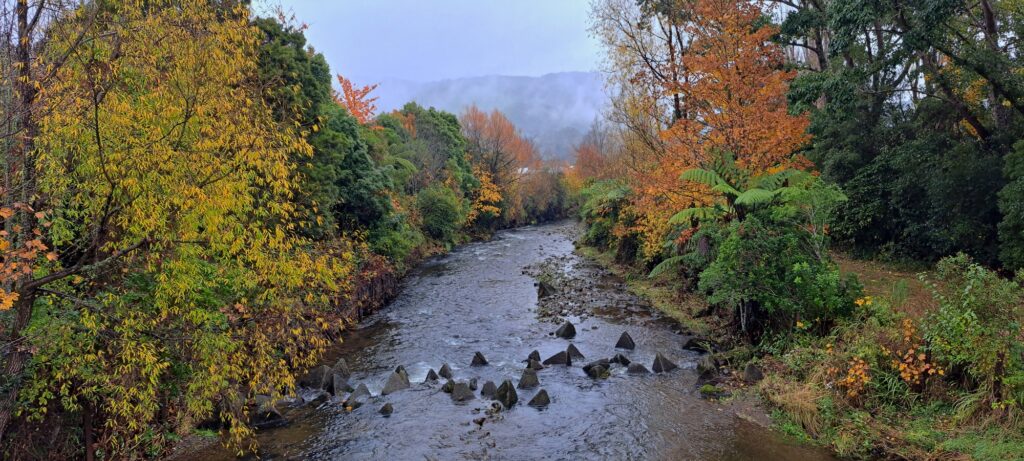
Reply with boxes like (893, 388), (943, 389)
(662, 0), (809, 173)
(335, 73), (379, 125)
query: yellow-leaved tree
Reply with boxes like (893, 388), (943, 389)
(6, 1), (355, 456)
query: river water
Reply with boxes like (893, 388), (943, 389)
(199, 221), (836, 460)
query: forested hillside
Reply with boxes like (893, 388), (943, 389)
(0, 3), (564, 458)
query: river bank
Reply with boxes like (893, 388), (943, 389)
(576, 235), (1024, 460)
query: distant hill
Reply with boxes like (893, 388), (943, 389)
(374, 71), (608, 160)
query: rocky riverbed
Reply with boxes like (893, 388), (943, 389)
(193, 220), (836, 460)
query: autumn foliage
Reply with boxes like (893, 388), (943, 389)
(335, 73), (380, 125)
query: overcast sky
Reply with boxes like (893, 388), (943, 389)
(270, 0), (601, 83)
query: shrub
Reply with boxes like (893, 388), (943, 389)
(698, 215), (861, 339)
(416, 185), (465, 242)
(922, 254), (1024, 417)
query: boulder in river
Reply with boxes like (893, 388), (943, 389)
(481, 381), (498, 398)
(528, 389), (551, 408)
(615, 332), (636, 350)
(495, 380), (518, 409)
(298, 365), (332, 391)
(345, 383), (370, 409)
(394, 365), (410, 384)
(527, 350), (542, 362)
(537, 280), (556, 298)
(744, 363), (765, 383)
(469, 378), (479, 391)
(517, 368), (540, 389)
(442, 379), (455, 394)
(332, 358), (352, 380)
(542, 350), (572, 366)
(330, 373), (354, 396)
(451, 382), (475, 402)
(471, 352), (488, 366)
(627, 363), (651, 375)
(527, 359), (545, 371)
(424, 369), (439, 382)
(379, 403), (393, 417)
(555, 321), (576, 339)
(566, 343), (585, 360)
(381, 371), (410, 395)
(439, 363), (453, 379)
(583, 359), (611, 379)
(653, 353), (679, 373)
(610, 353), (631, 366)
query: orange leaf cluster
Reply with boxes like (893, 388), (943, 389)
(335, 73), (379, 125)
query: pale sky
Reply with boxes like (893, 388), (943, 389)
(270, 0), (601, 83)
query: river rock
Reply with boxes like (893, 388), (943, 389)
(381, 371), (410, 395)
(331, 373), (354, 396)
(652, 353), (679, 373)
(542, 351), (572, 366)
(566, 343), (585, 360)
(528, 389), (551, 408)
(379, 403), (393, 417)
(682, 336), (717, 353)
(744, 363), (765, 383)
(469, 378), (479, 391)
(585, 364), (609, 379)
(345, 383), (370, 409)
(471, 351), (488, 366)
(252, 395), (286, 429)
(298, 365), (332, 390)
(527, 350), (542, 362)
(424, 369), (439, 382)
(481, 380), (498, 398)
(394, 365), (410, 383)
(615, 331), (636, 350)
(439, 363), (453, 379)
(627, 363), (651, 375)
(495, 380), (518, 409)
(527, 359), (545, 371)
(697, 355), (719, 379)
(610, 353), (631, 366)
(332, 358), (352, 380)
(517, 368), (540, 389)
(555, 321), (576, 339)
(451, 382), (475, 402)
(583, 359), (611, 378)
(442, 379), (455, 393)
(537, 280), (555, 298)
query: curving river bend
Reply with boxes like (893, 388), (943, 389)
(200, 221), (836, 460)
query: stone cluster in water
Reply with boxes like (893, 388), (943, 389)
(280, 321), (684, 424)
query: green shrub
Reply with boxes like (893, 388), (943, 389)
(923, 254), (1024, 415)
(370, 215), (425, 265)
(416, 185), (465, 242)
(698, 216), (861, 338)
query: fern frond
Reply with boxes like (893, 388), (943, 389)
(648, 255), (686, 278)
(668, 207), (722, 224)
(734, 188), (777, 206)
(680, 168), (726, 187)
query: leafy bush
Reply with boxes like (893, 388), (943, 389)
(577, 180), (631, 248)
(923, 254), (1024, 416)
(416, 185), (465, 242)
(370, 215), (425, 265)
(698, 215), (861, 338)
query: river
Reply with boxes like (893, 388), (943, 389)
(198, 220), (836, 460)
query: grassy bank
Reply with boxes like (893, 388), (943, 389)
(577, 243), (1024, 461)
